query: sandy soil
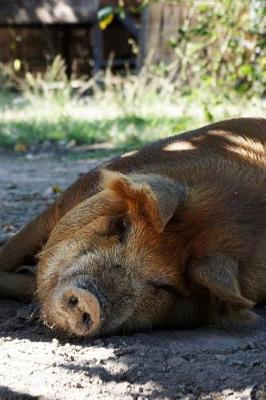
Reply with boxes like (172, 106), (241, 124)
(0, 150), (266, 400)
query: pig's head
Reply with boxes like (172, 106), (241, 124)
(37, 171), (195, 337)
(37, 170), (251, 337)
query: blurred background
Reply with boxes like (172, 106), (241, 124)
(0, 0), (265, 155)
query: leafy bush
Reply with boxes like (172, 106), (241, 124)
(103, 0), (265, 97)
(168, 0), (265, 97)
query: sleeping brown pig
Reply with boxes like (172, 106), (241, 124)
(0, 117), (265, 337)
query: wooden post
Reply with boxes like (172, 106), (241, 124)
(139, 0), (188, 66)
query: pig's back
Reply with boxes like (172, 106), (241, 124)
(108, 117), (266, 186)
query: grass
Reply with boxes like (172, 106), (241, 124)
(0, 111), (195, 149)
(0, 88), (199, 151)
(0, 60), (265, 153)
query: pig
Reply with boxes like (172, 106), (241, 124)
(0, 117), (265, 337)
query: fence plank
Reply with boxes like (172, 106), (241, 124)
(140, 1), (189, 65)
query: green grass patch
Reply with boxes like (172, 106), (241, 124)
(0, 113), (196, 149)
(0, 73), (264, 152)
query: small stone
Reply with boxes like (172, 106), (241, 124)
(6, 183), (17, 189)
(43, 187), (54, 198)
(229, 360), (245, 367)
(252, 360), (261, 367)
(66, 139), (76, 149)
(51, 338), (59, 348)
(220, 375), (229, 381)
(214, 354), (226, 361)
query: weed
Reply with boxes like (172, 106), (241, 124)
(0, 57), (264, 150)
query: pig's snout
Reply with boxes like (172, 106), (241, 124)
(59, 286), (101, 336)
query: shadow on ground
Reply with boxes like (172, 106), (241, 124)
(1, 297), (266, 399)
(0, 386), (44, 400)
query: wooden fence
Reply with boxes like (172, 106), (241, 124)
(0, 1), (190, 76)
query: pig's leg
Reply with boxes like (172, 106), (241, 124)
(0, 203), (58, 273)
(0, 170), (100, 299)
(0, 206), (55, 299)
(189, 253), (256, 326)
(0, 169), (100, 273)
(0, 271), (36, 301)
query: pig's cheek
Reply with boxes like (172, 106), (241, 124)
(40, 289), (69, 332)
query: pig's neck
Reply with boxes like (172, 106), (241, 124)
(175, 185), (241, 260)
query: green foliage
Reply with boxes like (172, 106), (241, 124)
(165, 0), (265, 97)
(111, 0), (265, 97)
(0, 112), (197, 150)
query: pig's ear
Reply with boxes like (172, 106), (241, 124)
(101, 170), (186, 232)
(189, 254), (254, 309)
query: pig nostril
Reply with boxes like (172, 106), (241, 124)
(68, 295), (79, 308)
(82, 312), (92, 328)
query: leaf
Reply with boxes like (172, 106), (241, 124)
(13, 59), (21, 71)
(52, 184), (63, 194)
(99, 14), (114, 30)
(239, 64), (253, 77)
(14, 143), (27, 152)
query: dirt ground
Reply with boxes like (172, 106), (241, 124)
(0, 150), (266, 400)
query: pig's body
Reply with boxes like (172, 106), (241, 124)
(0, 117), (266, 336)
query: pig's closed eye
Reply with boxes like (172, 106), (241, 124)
(147, 280), (179, 295)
